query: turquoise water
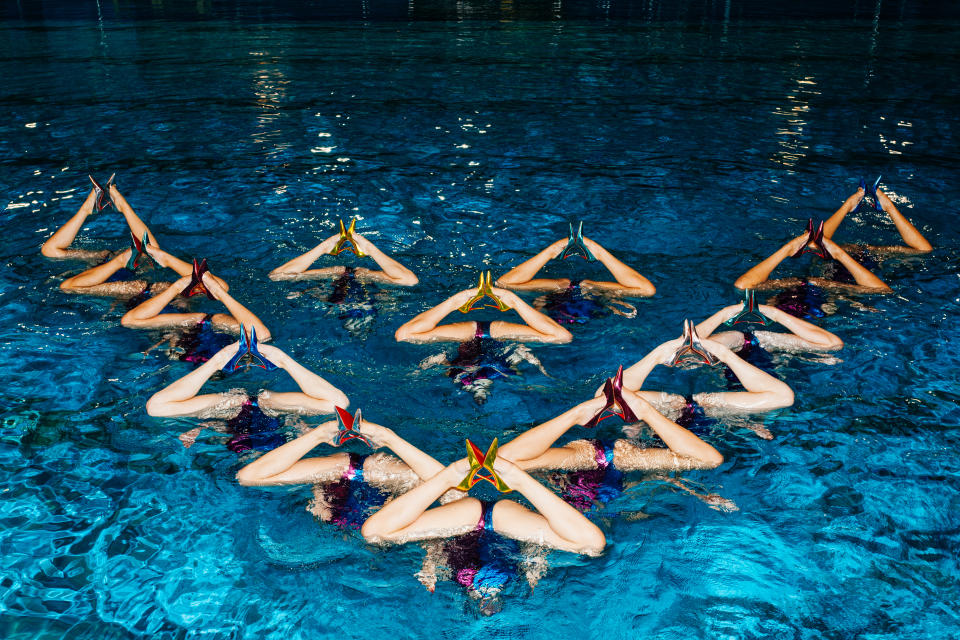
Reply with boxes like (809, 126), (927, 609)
(2, 2), (960, 638)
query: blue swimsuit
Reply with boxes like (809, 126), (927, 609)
(179, 314), (233, 365)
(772, 278), (825, 319)
(329, 267), (377, 324)
(677, 396), (717, 436)
(542, 281), (607, 325)
(553, 440), (624, 513)
(447, 501), (518, 593)
(324, 453), (388, 530)
(226, 396), (286, 454)
(448, 321), (514, 386)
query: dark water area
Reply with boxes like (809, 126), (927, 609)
(2, 1), (960, 639)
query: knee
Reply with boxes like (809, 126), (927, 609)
(120, 310), (139, 328)
(145, 394), (171, 417)
(773, 385), (795, 409)
(580, 526), (607, 556)
(235, 466), (258, 486)
(360, 518), (386, 544)
(703, 450), (725, 469)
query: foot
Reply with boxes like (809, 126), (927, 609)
(179, 427), (203, 449)
(845, 188), (865, 213)
(875, 187), (893, 214)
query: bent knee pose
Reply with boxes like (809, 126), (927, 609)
(122, 267), (268, 362)
(696, 300), (843, 354)
(734, 231), (891, 295)
(269, 226), (418, 285)
(147, 341), (347, 452)
(620, 335), (795, 417)
(360, 435), (605, 607)
(495, 233), (654, 323)
(42, 177), (158, 261)
(60, 243), (228, 300)
(360, 446), (605, 551)
(396, 285), (569, 403)
(396, 285), (571, 344)
(498, 392), (731, 512)
(271, 228), (416, 337)
(823, 181), (933, 255)
(236, 418), (446, 529)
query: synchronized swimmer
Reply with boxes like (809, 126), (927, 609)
(43, 174), (933, 612)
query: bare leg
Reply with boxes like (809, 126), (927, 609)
(579, 236), (655, 296)
(499, 400), (601, 466)
(693, 339), (794, 413)
(254, 345), (348, 414)
(145, 344), (245, 417)
(361, 422), (448, 481)
(269, 234), (342, 280)
(361, 460), (484, 542)
(822, 190), (864, 240)
(819, 237), (890, 291)
(621, 337), (684, 391)
(395, 289), (495, 343)
(488, 288), (572, 343)
(698, 303), (843, 351)
(199, 274), (272, 340)
(350, 232), (418, 285)
(488, 458), (606, 555)
(122, 275), (208, 329)
(496, 239), (569, 291)
(361, 458), (606, 555)
(875, 187), (932, 252)
(235, 420), (351, 485)
(41, 187), (110, 260)
(109, 183), (159, 247)
(145, 245), (229, 290)
(60, 248), (152, 297)
(734, 234), (809, 289)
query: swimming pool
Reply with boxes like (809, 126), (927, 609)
(2, 2), (960, 637)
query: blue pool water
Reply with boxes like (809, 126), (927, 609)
(2, 1), (960, 637)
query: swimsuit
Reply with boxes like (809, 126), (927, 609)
(446, 500), (518, 593)
(448, 321), (514, 386)
(553, 440), (624, 513)
(828, 245), (880, 285)
(226, 396), (286, 454)
(324, 453), (388, 530)
(772, 278), (825, 319)
(724, 331), (776, 389)
(329, 267), (377, 323)
(179, 314), (233, 365)
(542, 281), (607, 325)
(676, 396), (717, 436)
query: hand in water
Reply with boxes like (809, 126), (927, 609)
(703, 494), (739, 512)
